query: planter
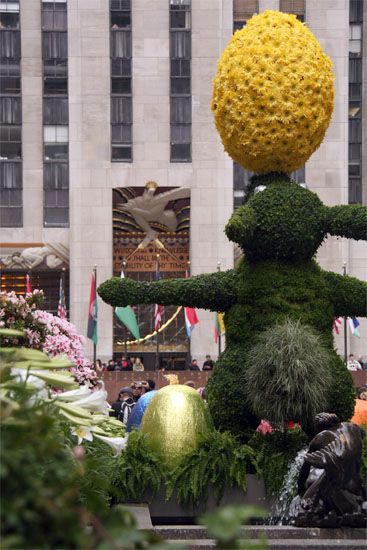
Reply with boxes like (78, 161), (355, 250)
(144, 474), (269, 524)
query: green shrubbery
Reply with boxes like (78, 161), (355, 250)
(109, 426), (308, 507)
(166, 431), (258, 506)
(248, 428), (308, 496)
(111, 430), (166, 503)
(0, 335), (174, 549)
(206, 344), (258, 438)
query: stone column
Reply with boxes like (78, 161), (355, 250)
(20, 0), (43, 237)
(190, 0), (234, 361)
(68, 0), (112, 361)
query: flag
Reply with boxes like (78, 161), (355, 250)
(26, 274), (32, 294)
(154, 259), (163, 332)
(155, 303), (163, 332)
(333, 317), (342, 335)
(214, 312), (225, 344)
(87, 272), (98, 345)
(348, 317), (360, 337)
(184, 307), (199, 338)
(115, 270), (140, 340)
(58, 276), (67, 319)
(184, 269), (199, 338)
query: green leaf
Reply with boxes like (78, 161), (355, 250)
(0, 328), (25, 338)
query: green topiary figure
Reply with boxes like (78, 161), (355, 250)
(99, 172), (366, 435)
(98, 12), (367, 437)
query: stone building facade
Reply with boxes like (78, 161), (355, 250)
(0, 0), (366, 363)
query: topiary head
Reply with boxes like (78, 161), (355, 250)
(225, 174), (327, 261)
(212, 11), (334, 174)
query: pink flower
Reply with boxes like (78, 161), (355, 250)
(287, 421), (301, 430)
(256, 420), (273, 435)
(1, 288), (97, 387)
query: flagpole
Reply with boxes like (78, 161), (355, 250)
(342, 261), (347, 364)
(122, 259), (128, 358)
(62, 267), (66, 319)
(155, 254), (160, 371)
(93, 264), (97, 368)
(217, 262), (222, 356)
(186, 261), (191, 368)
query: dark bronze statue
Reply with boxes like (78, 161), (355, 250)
(292, 413), (366, 527)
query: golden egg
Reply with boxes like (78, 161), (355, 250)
(140, 385), (213, 469)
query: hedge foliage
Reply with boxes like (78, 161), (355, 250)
(98, 270), (238, 312)
(327, 204), (367, 241)
(225, 181), (327, 262)
(99, 173), (366, 437)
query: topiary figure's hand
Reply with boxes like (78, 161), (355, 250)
(325, 204), (367, 242)
(98, 270), (238, 312)
(324, 271), (367, 318)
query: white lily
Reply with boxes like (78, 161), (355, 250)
(11, 367), (46, 390)
(71, 388), (109, 415)
(52, 383), (91, 402)
(94, 434), (128, 455)
(71, 425), (94, 445)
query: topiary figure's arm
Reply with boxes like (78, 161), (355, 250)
(325, 205), (367, 241)
(324, 271), (367, 317)
(98, 270), (238, 312)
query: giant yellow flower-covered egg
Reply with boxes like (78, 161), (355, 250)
(140, 385), (213, 469)
(211, 10), (334, 174)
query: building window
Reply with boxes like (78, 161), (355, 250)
(170, 0), (191, 162)
(233, 0), (258, 31)
(41, 1), (67, 31)
(0, 161), (22, 226)
(43, 97), (68, 124)
(41, 0), (69, 226)
(0, 0), (19, 29)
(43, 125), (68, 160)
(0, 96), (21, 123)
(279, 0), (305, 22)
(110, 0), (132, 162)
(0, 0), (21, 227)
(233, 162), (253, 208)
(1, 269), (70, 316)
(0, 58), (20, 94)
(349, 0), (363, 204)
(43, 59), (68, 94)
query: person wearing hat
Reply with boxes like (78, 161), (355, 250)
(110, 387), (135, 425)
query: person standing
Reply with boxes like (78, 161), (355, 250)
(133, 357), (144, 372)
(109, 387), (134, 422)
(117, 387), (135, 425)
(106, 359), (116, 371)
(202, 355), (214, 370)
(347, 354), (362, 371)
(189, 359), (200, 371)
(120, 355), (132, 371)
(130, 382), (143, 403)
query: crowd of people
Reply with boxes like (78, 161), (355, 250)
(95, 354), (215, 374)
(109, 378), (207, 426)
(347, 354), (367, 371)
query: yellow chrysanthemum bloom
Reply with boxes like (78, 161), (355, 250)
(211, 11), (334, 174)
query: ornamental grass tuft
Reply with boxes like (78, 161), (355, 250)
(244, 319), (332, 430)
